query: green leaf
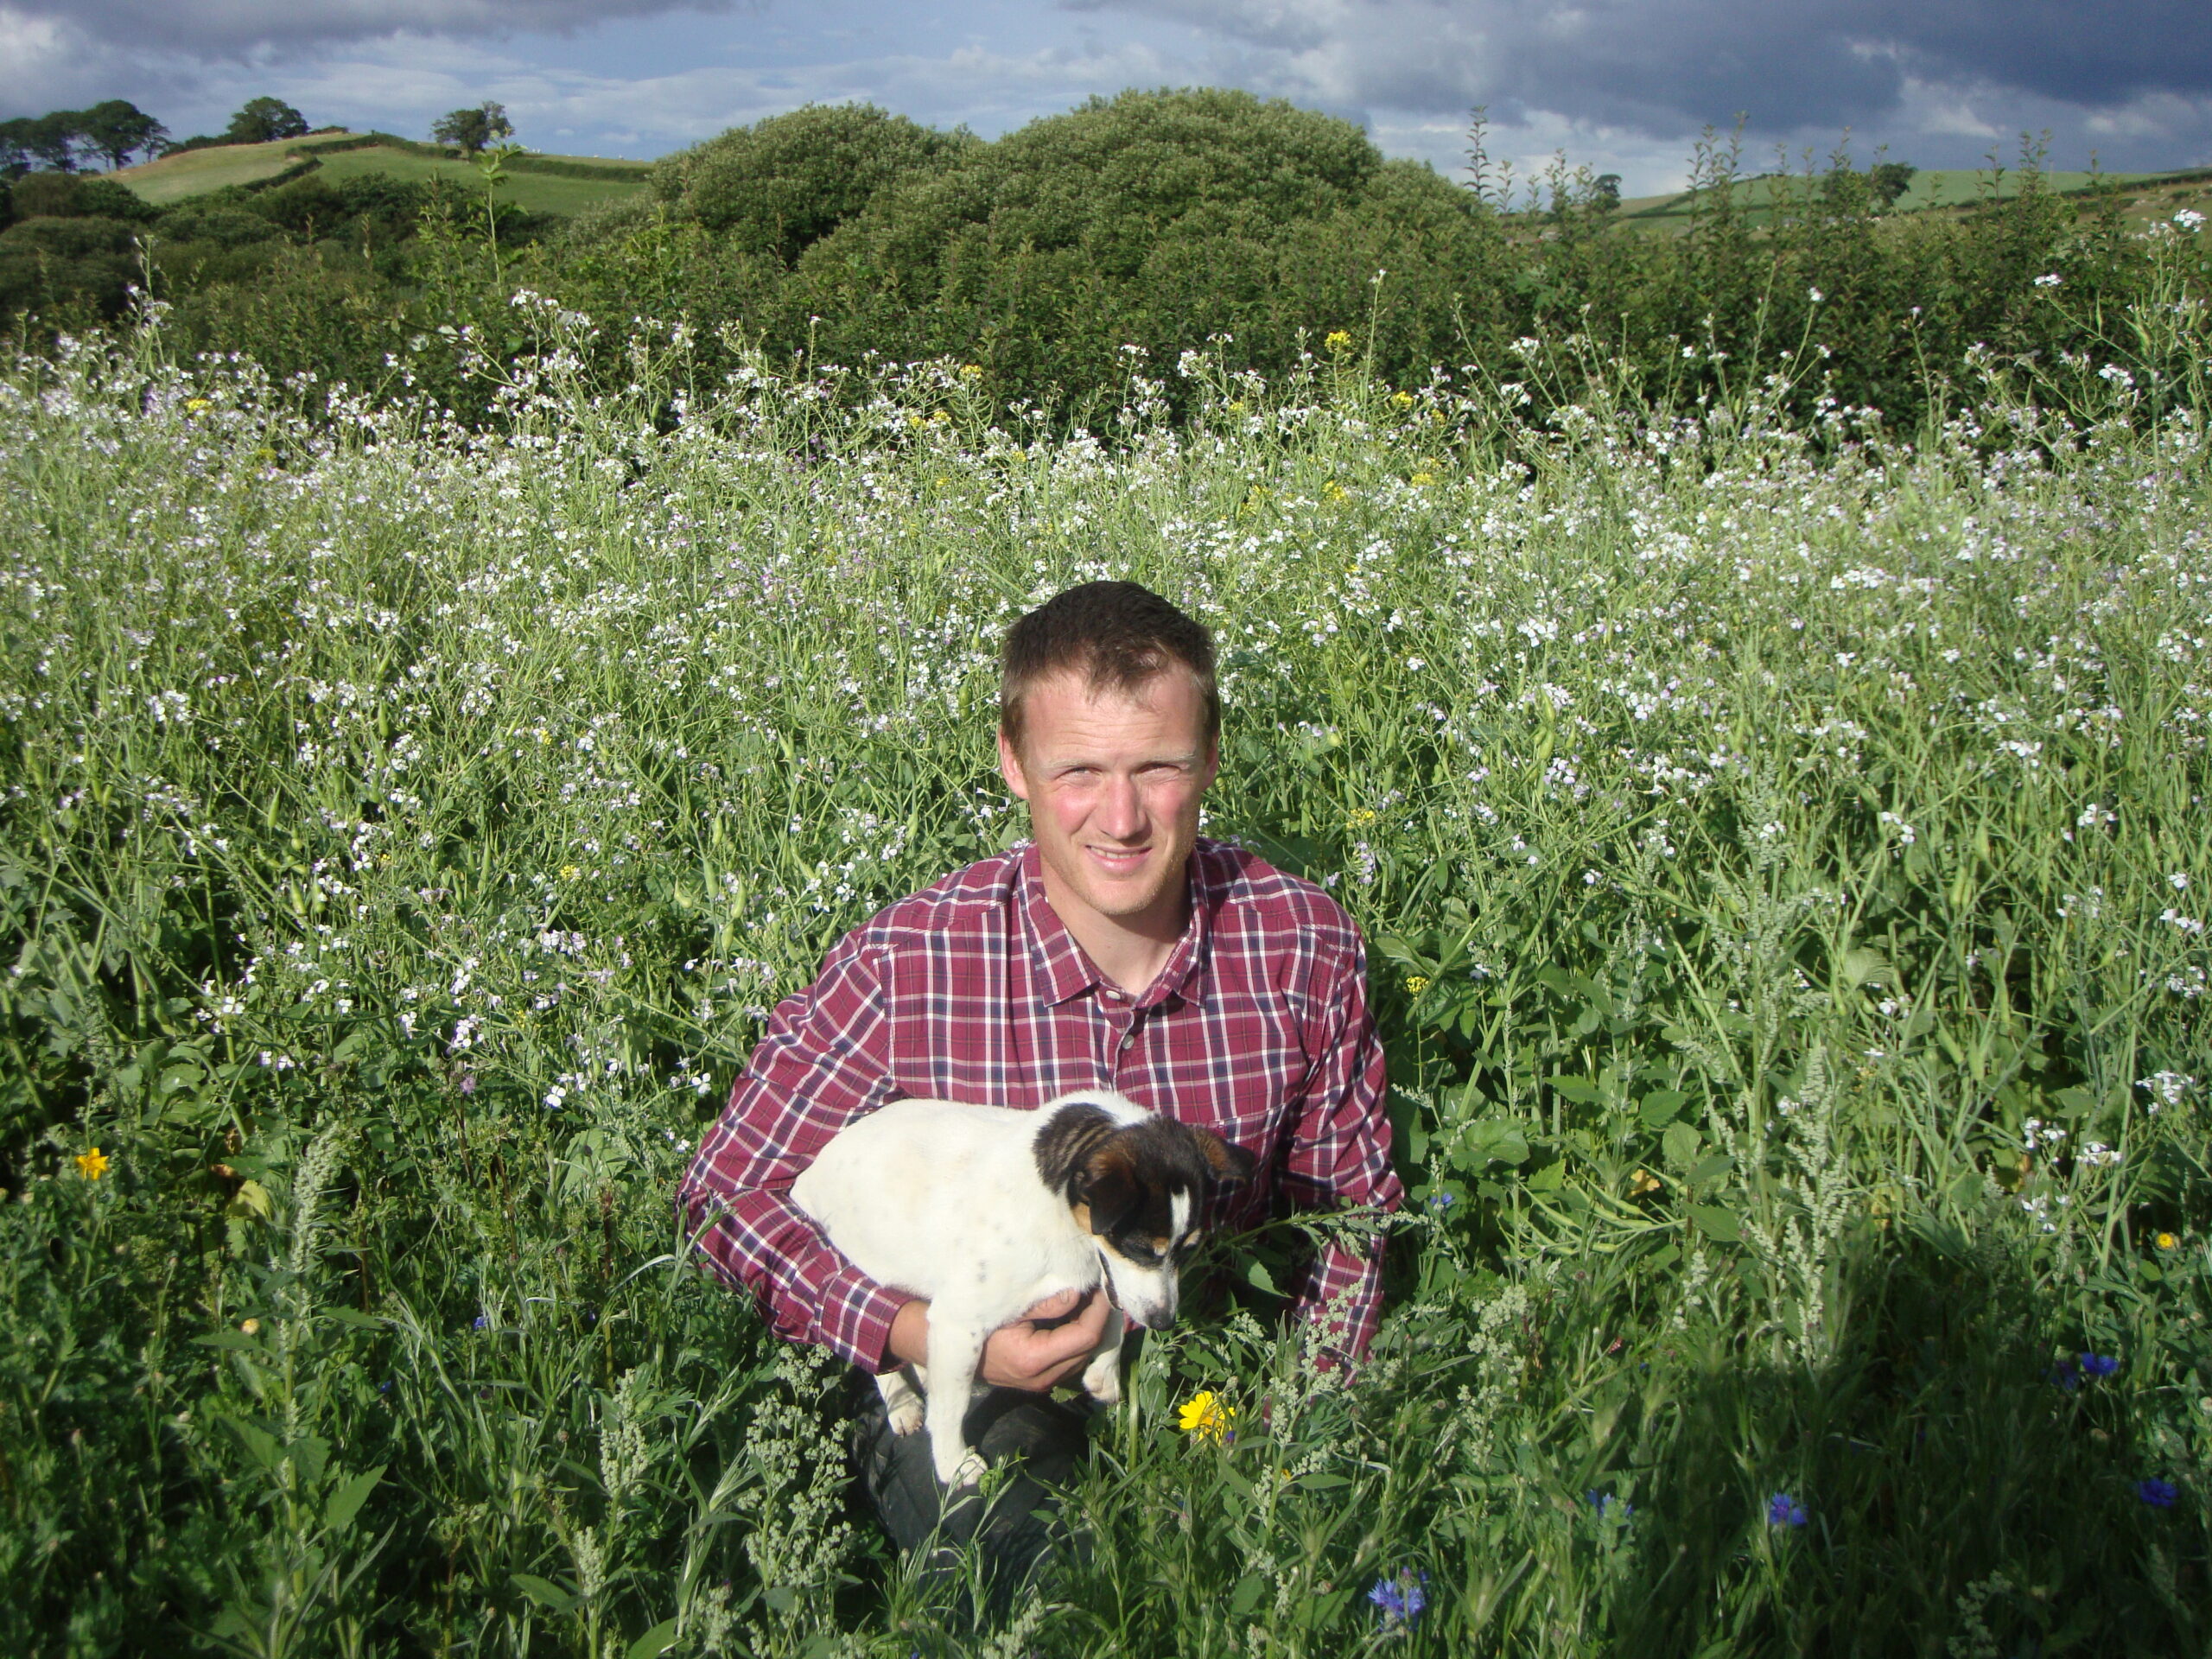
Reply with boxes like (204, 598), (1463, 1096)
(1526, 1160), (1564, 1193)
(1459, 1119), (1530, 1168)
(1244, 1256), (1280, 1295)
(512, 1573), (577, 1615)
(1230, 1573), (1266, 1617)
(1688, 1152), (1734, 1188)
(325, 1464), (385, 1531)
(1689, 1205), (1741, 1243)
(1639, 1089), (1688, 1128)
(1662, 1120), (1701, 1170)
(626, 1619), (682, 1659)
(1548, 1075), (1605, 1104)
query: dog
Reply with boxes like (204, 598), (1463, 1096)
(791, 1088), (1256, 1486)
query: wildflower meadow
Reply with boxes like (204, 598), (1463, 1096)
(3, 220), (2210, 1656)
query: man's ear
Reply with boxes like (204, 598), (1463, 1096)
(995, 725), (1033, 802)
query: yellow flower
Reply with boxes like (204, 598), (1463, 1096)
(559, 864), (581, 881)
(1322, 480), (1349, 502)
(1393, 391), (1414, 407)
(1325, 329), (1354, 354)
(1409, 471), (1436, 486)
(239, 1319), (261, 1336)
(74, 1147), (110, 1181)
(1177, 1389), (1236, 1445)
(1404, 976), (1431, 995)
(1629, 1168), (1663, 1198)
(185, 397), (210, 413)
(1347, 807), (1378, 829)
(2156, 1231), (2179, 1251)
(959, 363), (984, 378)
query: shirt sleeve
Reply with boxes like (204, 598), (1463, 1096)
(1277, 924), (1402, 1365)
(675, 931), (912, 1372)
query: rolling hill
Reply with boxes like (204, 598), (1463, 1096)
(115, 130), (652, 217)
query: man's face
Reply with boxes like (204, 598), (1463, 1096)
(997, 669), (1218, 933)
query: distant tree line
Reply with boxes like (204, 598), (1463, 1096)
(0, 88), (2187, 438)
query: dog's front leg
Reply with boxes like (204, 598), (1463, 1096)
(1080, 1310), (1125, 1406)
(923, 1320), (987, 1488)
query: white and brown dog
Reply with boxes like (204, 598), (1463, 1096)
(791, 1088), (1255, 1486)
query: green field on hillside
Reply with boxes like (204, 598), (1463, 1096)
(117, 131), (652, 216)
(1615, 166), (2212, 232)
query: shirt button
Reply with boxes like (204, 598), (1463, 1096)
(1103, 989), (1125, 1003)
(1118, 1034), (1135, 1052)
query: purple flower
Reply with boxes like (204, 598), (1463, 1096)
(1369, 1568), (1428, 1624)
(1427, 1191), (1457, 1215)
(1766, 1492), (1808, 1529)
(1587, 1489), (1631, 1521)
(2138, 1479), (2178, 1509)
(2080, 1352), (2120, 1378)
(472, 1313), (489, 1331)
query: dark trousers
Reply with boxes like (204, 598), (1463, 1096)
(852, 1378), (1095, 1609)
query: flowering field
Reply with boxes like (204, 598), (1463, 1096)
(2, 258), (2209, 1656)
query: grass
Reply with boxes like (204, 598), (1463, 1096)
(0, 254), (2208, 1656)
(1614, 166), (2212, 233)
(118, 133), (652, 216)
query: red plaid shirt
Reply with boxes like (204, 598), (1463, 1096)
(677, 837), (1401, 1371)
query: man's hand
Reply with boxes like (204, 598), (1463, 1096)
(887, 1288), (1112, 1392)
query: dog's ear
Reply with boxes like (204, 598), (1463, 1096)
(1075, 1145), (1141, 1237)
(1192, 1127), (1257, 1188)
(1034, 1099), (1116, 1198)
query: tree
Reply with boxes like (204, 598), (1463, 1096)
(0, 118), (32, 179)
(1868, 162), (1916, 208)
(1592, 173), (1623, 210)
(79, 100), (168, 170)
(431, 102), (514, 157)
(226, 98), (308, 146)
(25, 111), (87, 171)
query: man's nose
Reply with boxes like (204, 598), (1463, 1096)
(1097, 772), (1144, 838)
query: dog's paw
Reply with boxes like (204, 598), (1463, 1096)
(936, 1448), (988, 1489)
(1083, 1364), (1122, 1407)
(886, 1396), (925, 1436)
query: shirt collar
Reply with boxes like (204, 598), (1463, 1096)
(1019, 841), (1212, 1010)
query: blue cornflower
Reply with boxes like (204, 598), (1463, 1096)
(2138, 1478), (2178, 1509)
(1587, 1489), (1632, 1521)
(377, 1379), (392, 1395)
(1368, 1568), (1428, 1625)
(1427, 1191), (1457, 1215)
(1766, 1492), (1808, 1529)
(472, 1313), (489, 1331)
(2080, 1352), (2120, 1378)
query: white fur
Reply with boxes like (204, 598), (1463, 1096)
(791, 1088), (1180, 1487)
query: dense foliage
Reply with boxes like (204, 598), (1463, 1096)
(0, 89), (2190, 440)
(1, 221), (2208, 1650)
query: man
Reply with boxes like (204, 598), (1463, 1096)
(677, 580), (1400, 1584)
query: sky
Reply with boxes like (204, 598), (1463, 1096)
(8, 0), (2210, 196)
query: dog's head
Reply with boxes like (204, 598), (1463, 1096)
(1033, 1091), (1257, 1330)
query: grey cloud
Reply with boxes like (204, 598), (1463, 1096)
(1065, 0), (2212, 137)
(8, 0), (733, 57)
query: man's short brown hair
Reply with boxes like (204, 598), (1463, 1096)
(1000, 582), (1218, 754)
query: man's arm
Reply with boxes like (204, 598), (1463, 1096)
(677, 933), (916, 1372)
(678, 930), (1119, 1385)
(1277, 926), (1402, 1365)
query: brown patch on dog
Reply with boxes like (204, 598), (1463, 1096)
(1034, 1099), (1119, 1196)
(1191, 1125), (1258, 1185)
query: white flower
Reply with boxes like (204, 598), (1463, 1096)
(2171, 871), (2190, 891)
(2075, 804), (2115, 829)
(2176, 209), (2205, 232)
(2033, 273), (2063, 289)
(2079, 1142), (2121, 1169)
(1807, 287), (1824, 304)
(2137, 1071), (2194, 1112)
